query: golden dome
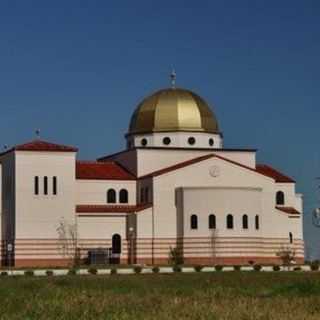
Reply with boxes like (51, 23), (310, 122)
(128, 88), (219, 135)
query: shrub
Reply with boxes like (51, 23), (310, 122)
(168, 247), (184, 266)
(173, 265), (182, 273)
(311, 261), (320, 271)
(134, 266), (142, 274)
(68, 269), (77, 276)
(194, 265), (203, 272)
(253, 265), (262, 272)
(152, 266), (160, 274)
(110, 268), (117, 275)
(46, 270), (54, 276)
(273, 265), (281, 272)
(88, 267), (97, 275)
(24, 270), (34, 277)
(215, 265), (223, 272)
(1, 271), (8, 276)
(248, 260), (255, 266)
(233, 265), (241, 271)
(294, 266), (301, 272)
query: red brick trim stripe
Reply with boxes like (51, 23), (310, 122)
(276, 206), (301, 215)
(76, 203), (152, 213)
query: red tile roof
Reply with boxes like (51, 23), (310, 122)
(276, 206), (301, 215)
(76, 161), (135, 180)
(0, 139), (78, 156)
(256, 164), (295, 183)
(76, 203), (152, 214)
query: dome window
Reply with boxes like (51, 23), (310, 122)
(141, 138), (148, 147)
(163, 137), (171, 145)
(209, 138), (214, 146)
(188, 137), (196, 145)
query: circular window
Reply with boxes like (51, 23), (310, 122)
(141, 138), (147, 146)
(209, 138), (214, 146)
(163, 137), (171, 145)
(188, 137), (196, 145)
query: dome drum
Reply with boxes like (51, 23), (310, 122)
(127, 131), (223, 149)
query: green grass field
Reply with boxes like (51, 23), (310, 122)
(0, 272), (320, 319)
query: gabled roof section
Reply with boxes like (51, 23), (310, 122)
(76, 203), (152, 214)
(139, 154), (215, 179)
(139, 152), (296, 184)
(276, 206), (301, 215)
(256, 164), (295, 183)
(0, 139), (78, 156)
(76, 161), (136, 180)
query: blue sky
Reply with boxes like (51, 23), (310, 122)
(1, 0), (320, 258)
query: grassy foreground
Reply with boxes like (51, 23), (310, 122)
(1, 272), (320, 319)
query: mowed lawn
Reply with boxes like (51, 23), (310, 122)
(1, 272), (320, 320)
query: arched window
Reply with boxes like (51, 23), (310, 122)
(255, 215), (260, 230)
(191, 215), (198, 230)
(112, 234), (122, 254)
(242, 215), (248, 229)
(44, 176), (48, 195)
(209, 214), (216, 229)
(107, 189), (116, 203)
(289, 232), (293, 244)
(226, 214), (234, 229)
(119, 189), (128, 203)
(34, 176), (39, 195)
(276, 191), (285, 205)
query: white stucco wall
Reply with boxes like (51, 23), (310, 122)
(134, 148), (257, 177)
(151, 156), (303, 243)
(76, 180), (136, 205)
(14, 151), (76, 239)
(182, 187), (262, 238)
(78, 215), (126, 239)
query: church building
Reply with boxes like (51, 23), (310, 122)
(0, 81), (304, 267)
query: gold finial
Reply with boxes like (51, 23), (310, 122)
(170, 69), (176, 89)
(35, 129), (41, 139)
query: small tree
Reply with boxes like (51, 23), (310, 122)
(210, 229), (218, 265)
(276, 245), (296, 269)
(168, 246), (184, 265)
(56, 218), (80, 267)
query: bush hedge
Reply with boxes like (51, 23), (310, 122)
(152, 266), (160, 274)
(88, 268), (97, 275)
(215, 265), (223, 272)
(273, 265), (281, 271)
(194, 265), (203, 272)
(134, 266), (142, 274)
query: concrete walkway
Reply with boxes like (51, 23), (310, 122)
(0, 265), (314, 277)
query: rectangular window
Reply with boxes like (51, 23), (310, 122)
(34, 176), (39, 195)
(53, 176), (57, 195)
(140, 188), (144, 203)
(44, 176), (48, 195)
(145, 187), (149, 203)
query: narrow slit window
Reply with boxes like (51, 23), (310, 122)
(53, 176), (57, 195)
(34, 176), (39, 195)
(44, 176), (48, 195)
